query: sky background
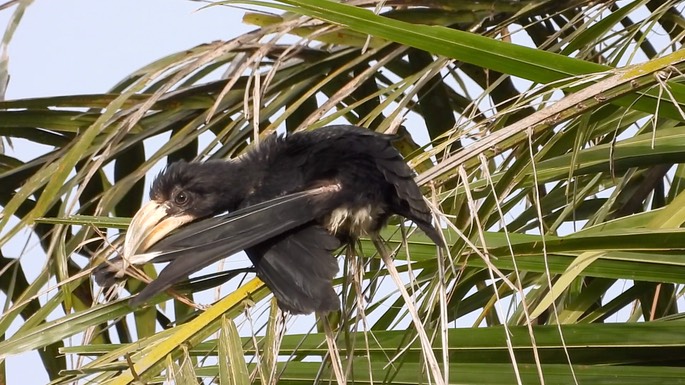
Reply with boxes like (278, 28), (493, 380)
(1, 1), (256, 383)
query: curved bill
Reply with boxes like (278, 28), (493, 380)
(123, 201), (196, 264)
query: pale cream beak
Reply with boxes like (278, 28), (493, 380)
(123, 201), (196, 264)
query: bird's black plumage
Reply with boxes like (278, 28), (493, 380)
(94, 125), (443, 314)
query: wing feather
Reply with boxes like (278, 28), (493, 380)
(129, 188), (330, 306)
(247, 226), (340, 314)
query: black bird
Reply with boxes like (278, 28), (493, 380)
(94, 125), (443, 314)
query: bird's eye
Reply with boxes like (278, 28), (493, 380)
(174, 191), (189, 206)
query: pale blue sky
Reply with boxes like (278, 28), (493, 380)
(1, 1), (254, 383)
(4, 0), (252, 99)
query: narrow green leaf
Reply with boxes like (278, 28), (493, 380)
(219, 316), (250, 385)
(0, 299), (131, 360)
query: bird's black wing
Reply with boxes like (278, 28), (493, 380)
(290, 126), (443, 246)
(372, 140), (445, 246)
(246, 225), (340, 314)
(130, 187), (333, 306)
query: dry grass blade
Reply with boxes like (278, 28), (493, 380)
(372, 236), (445, 385)
(418, 51), (685, 185)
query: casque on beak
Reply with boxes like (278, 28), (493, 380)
(123, 201), (196, 262)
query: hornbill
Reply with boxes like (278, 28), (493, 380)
(94, 125), (443, 314)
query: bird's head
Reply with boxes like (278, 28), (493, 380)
(123, 160), (236, 257)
